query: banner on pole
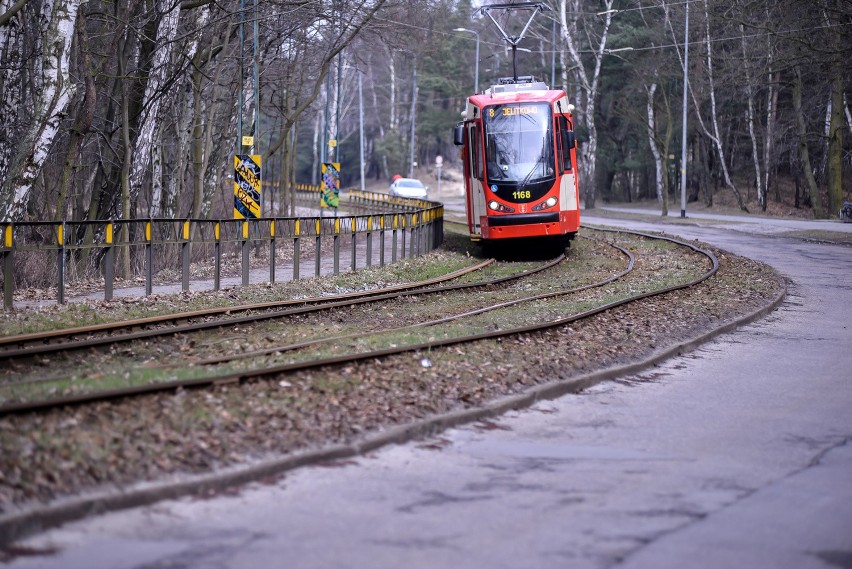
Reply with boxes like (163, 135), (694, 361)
(321, 162), (340, 209)
(234, 154), (261, 219)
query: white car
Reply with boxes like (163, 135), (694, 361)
(389, 178), (428, 199)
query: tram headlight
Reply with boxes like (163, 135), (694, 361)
(532, 196), (558, 211)
(488, 200), (515, 213)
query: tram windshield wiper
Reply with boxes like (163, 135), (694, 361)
(517, 154), (546, 192)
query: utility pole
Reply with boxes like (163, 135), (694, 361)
(409, 58), (417, 178)
(551, 16), (556, 87)
(237, 0), (244, 152)
(680, 1), (689, 218)
(359, 72), (365, 192)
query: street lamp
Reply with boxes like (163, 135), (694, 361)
(454, 27), (480, 93)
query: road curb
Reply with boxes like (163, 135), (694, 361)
(0, 283), (786, 546)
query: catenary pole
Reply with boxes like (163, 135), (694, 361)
(359, 72), (365, 192)
(409, 59), (417, 178)
(680, 1), (689, 218)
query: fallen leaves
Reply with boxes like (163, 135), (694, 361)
(0, 236), (785, 513)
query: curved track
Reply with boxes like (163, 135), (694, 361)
(0, 228), (716, 415)
(0, 259), (496, 355)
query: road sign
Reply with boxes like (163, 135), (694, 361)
(321, 162), (340, 209)
(234, 154), (261, 219)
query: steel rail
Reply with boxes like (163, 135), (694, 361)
(0, 259), (497, 356)
(161, 237), (633, 368)
(0, 255), (564, 380)
(0, 255), (572, 390)
(0, 259), (493, 349)
(0, 229), (715, 416)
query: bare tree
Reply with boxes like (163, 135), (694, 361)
(559, 0), (614, 209)
(128, 0), (182, 217)
(0, 0), (84, 221)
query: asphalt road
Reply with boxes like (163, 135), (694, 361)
(6, 207), (852, 569)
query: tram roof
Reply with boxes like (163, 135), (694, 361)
(469, 83), (565, 105)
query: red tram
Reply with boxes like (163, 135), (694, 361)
(453, 77), (580, 244)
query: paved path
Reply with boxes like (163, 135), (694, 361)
(597, 205), (852, 234)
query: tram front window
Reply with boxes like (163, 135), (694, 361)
(484, 103), (554, 184)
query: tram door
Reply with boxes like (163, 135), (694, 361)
(467, 122), (486, 237)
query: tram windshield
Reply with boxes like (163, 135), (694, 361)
(484, 102), (554, 184)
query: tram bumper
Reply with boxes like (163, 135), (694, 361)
(480, 211), (579, 239)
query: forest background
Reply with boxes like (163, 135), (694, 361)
(0, 0), (849, 232)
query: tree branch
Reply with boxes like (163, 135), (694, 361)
(180, 0), (214, 10)
(0, 0), (29, 27)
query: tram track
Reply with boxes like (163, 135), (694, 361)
(0, 254), (564, 396)
(0, 228), (715, 415)
(158, 236), (633, 370)
(0, 259), (496, 355)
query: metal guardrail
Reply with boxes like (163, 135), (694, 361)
(0, 190), (444, 311)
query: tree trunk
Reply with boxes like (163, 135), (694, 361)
(740, 24), (764, 211)
(191, 59), (204, 219)
(793, 66), (823, 217)
(119, 27), (134, 278)
(129, 0), (181, 217)
(387, 43), (397, 131)
(646, 83), (666, 210)
(55, 4), (95, 222)
(697, 133), (712, 206)
(766, 71), (779, 203)
(289, 122), (298, 215)
(560, 0), (613, 210)
(826, 64), (844, 217)
(702, 0), (746, 212)
(311, 104), (321, 185)
(279, 125), (291, 217)
(0, 0), (83, 221)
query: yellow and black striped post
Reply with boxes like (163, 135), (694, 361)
(3, 225), (14, 311)
(293, 219), (301, 280)
(181, 219), (191, 291)
(400, 214), (407, 259)
(269, 220), (276, 284)
(412, 212), (420, 257)
(57, 222), (66, 304)
(379, 215), (386, 267)
(104, 221), (115, 301)
(213, 221), (221, 291)
(315, 218), (322, 277)
(145, 219), (153, 295)
(350, 217), (357, 271)
(392, 214), (399, 262)
(366, 216), (373, 268)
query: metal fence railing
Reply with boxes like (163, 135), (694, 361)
(0, 190), (444, 310)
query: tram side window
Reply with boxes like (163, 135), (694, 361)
(471, 124), (484, 180)
(558, 115), (574, 173)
